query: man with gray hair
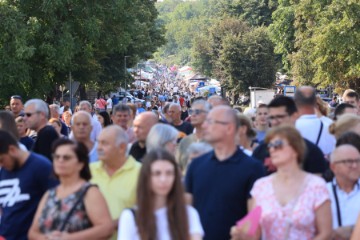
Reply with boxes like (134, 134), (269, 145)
(78, 100), (102, 141)
(71, 111), (98, 163)
(294, 86), (335, 155)
(112, 103), (136, 143)
(327, 144), (360, 239)
(90, 125), (141, 238)
(49, 104), (69, 136)
(24, 99), (59, 161)
(177, 99), (211, 170)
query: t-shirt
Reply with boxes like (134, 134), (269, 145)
(173, 121), (193, 136)
(0, 152), (59, 240)
(118, 206), (204, 240)
(129, 141), (146, 162)
(106, 98), (113, 110)
(252, 138), (329, 175)
(185, 148), (265, 240)
(32, 125), (59, 161)
(96, 98), (107, 110)
(20, 136), (34, 150)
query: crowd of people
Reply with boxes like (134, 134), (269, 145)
(0, 86), (360, 240)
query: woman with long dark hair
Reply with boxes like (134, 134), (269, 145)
(118, 148), (204, 240)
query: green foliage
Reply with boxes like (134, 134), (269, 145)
(0, 0), (165, 102)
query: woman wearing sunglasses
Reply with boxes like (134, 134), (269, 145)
(28, 139), (113, 240)
(117, 148), (204, 240)
(231, 125), (332, 240)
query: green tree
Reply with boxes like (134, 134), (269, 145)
(0, 0), (164, 103)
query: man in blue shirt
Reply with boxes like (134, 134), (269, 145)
(0, 130), (58, 240)
(185, 106), (265, 240)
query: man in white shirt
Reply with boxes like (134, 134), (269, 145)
(327, 144), (360, 239)
(78, 101), (102, 142)
(106, 95), (113, 115)
(294, 86), (336, 156)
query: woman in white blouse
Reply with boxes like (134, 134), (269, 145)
(118, 148), (204, 240)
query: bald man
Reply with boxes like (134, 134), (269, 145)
(207, 95), (229, 108)
(294, 86), (336, 155)
(168, 103), (193, 136)
(129, 112), (159, 162)
(327, 144), (360, 239)
(90, 125), (141, 238)
(185, 106), (265, 240)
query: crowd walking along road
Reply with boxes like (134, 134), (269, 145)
(1, 80), (360, 240)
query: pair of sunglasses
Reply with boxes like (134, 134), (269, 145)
(267, 140), (285, 150)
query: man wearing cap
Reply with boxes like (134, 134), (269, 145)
(10, 95), (24, 118)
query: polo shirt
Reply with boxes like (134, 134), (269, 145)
(185, 148), (265, 240)
(326, 179), (360, 229)
(90, 156), (141, 220)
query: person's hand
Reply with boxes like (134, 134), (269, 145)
(230, 225), (258, 240)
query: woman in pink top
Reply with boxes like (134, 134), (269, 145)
(231, 125), (332, 240)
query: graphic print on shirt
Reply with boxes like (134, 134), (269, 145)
(0, 178), (30, 207)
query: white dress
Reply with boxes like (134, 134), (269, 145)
(117, 205), (204, 240)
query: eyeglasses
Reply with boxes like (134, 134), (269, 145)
(334, 159), (360, 167)
(268, 114), (288, 121)
(188, 109), (207, 115)
(10, 95), (22, 100)
(204, 119), (231, 125)
(267, 139), (285, 151)
(53, 154), (74, 161)
(24, 111), (40, 117)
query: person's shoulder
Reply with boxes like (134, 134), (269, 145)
(28, 152), (51, 166)
(307, 173), (327, 187)
(189, 150), (214, 168)
(90, 161), (102, 172)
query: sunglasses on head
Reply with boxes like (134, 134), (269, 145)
(11, 95), (22, 100)
(267, 139), (284, 150)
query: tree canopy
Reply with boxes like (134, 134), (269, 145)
(0, 0), (164, 105)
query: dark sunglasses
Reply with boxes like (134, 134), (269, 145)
(24, 111), (40, 117)
(267, 139), (284, 151)
(188, 109), (207, 115)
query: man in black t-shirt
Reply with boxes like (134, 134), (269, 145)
(24, 99), (59, 161)
(168, 103), (193, 136)
(252, 96), (328, 175)
(129, 112), (158, 162)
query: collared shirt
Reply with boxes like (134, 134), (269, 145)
(90, 156), (141, 220)
(326, 179), (360, 228)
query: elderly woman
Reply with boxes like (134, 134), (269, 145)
(146, 123), (178, 154)
(231, 125), (332, 240)
(28, 139), (113, 240)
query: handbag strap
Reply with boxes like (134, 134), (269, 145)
(315, 120), (323, 146)
(332, 182), (342, 227)
(59, 184), (94, 231)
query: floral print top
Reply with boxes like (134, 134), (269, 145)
(39, 183), (93, 233)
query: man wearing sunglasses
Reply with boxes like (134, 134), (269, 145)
(252, 96), (328, 175)
(327, 144), (360, 240)
(10, 95), (24, 118)
(177, 100), (211, 170)
(24, 99), (59, 161)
